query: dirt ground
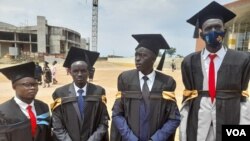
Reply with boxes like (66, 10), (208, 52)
(3, 60), (248, 140)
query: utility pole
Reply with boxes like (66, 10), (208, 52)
(91, 0), (98, 51)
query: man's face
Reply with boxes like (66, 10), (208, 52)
(70, 61), (89, 88)
(13, 77), (38, 104)
(135, 47), (156, 75)
(202, 18), (224, 34)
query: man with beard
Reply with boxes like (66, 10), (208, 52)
(180, 1), (250, 141)
(51, 46), (109, 141)
(111, 34), (180, 141)
(0, 62), (52, 141)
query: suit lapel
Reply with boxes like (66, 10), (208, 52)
(10, 99), (28, 121)
(86, 83), (93, 96)
(193, 52), (203, 90)
(151, 71), (162, 92)
(34, 100), (43, 116)
(132, 70), (141, 91)
(34, 100), (43, 140)
(68, 83), (82, 122)
(83, 84), (91, 124)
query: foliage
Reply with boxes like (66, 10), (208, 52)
(165, 48), (176, 57)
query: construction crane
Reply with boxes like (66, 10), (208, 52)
(91, 0), (98, 51)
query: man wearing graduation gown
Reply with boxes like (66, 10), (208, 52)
(0, 62), (52, 141)
(180, 1), (250, 141)
(111, 34), (180, 141)
(51, 47), (109, 141)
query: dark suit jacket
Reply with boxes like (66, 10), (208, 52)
(0, 98), (52, 141)
(51, 82), (109, 141)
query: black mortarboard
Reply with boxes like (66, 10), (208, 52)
(132, 34), (170, 55)
(187, 1), (236, 38)
(63, 46), (100, 69)
(132, 34), (170, 71)
(0, 62), (35, 83)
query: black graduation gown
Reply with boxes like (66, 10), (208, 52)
(0, 98), (52, 141)
(51, 83), (109, 141)
(0, 120), (33, 141)
(181, 49), (250, 141)
(111, 69), (180, 141)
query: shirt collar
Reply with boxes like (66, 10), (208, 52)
(139, 70), (156, 83)
(14, 96), (35, 110)
(202, 46), (227, 60)
(73, 83), (87, 95)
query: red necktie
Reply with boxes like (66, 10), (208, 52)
(208, 54), (217, 103)
(27, 105), (37, 137)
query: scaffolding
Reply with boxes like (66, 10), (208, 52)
(91, 0), (98, 51)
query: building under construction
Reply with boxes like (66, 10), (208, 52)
(0, 16), (88, 60)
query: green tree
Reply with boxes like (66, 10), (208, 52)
(176, 54), (184, 58)
(166, 47), (176, 57)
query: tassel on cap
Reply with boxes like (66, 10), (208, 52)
(193, 19), (199, 38)
(156, 50), (166, 71)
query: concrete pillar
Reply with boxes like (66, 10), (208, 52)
(228, 33), (236, 50)
(14, 33), (18, 58)
(29, 34), (32, 52)
(0, 43), (1, 57)
(248, 39), (250, 51)
(228, 23), (236, 50)
(37, 16), (47, 53)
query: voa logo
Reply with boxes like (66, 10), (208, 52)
(226, 129), (246, 136)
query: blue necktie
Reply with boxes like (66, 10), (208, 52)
(140, 76), (150, 141)
(77, 89), (84, 117)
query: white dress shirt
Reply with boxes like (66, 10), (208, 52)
(202, 46), (227, 87)
(14, 96), (37, 118)
(197, 46), (227, 141)
(73, 83), (87, 96)
(138, 70), (156, 91)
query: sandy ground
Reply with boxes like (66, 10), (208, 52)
(0, 60), (188, 141)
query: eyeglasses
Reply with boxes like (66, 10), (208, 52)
(16, 83), (39, 88)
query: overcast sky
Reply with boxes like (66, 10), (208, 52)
(0, 0), (235, 57)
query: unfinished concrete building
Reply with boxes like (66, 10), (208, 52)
(0, 16), (88, 59)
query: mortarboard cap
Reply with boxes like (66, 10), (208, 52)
(132, 34), (170, 71)
(0, 62), (35, 83)
(132, 34), (170, 55)
(63, 46), (100, 69)
(156, 50), (166, 71)
(85, 50), (100, 68)
(187, 1), (236, 38)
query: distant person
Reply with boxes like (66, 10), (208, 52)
(34, 62), (43, 85)
(88, 67), (95, 81)
(171, 59), (176, 72)
(66, 68), (70, 75)
(51, 60), (58, 84)
(0, 62), (52, 141)
(43, 61), (51, 88)
(51, 47), (109, 141)
(180, 1), (250, 141)
(111, 34), (180, 141)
